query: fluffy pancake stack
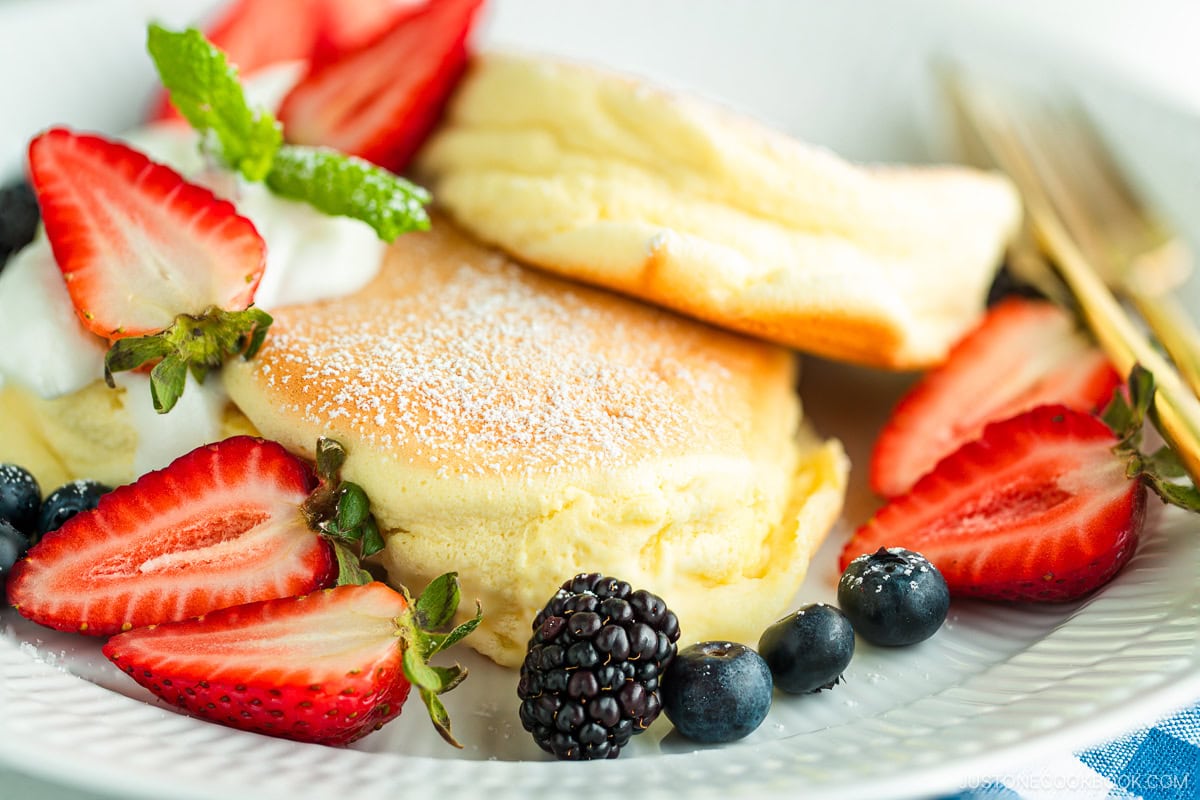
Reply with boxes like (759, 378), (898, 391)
(223, 218), (848, 666)
(2, 51), (1021, 667)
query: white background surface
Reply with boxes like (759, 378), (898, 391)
(1, 2), (1199, 798)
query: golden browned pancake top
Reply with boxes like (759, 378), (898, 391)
(232, 217), (794, 478)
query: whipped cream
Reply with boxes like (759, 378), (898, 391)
(0, 63), (388, 474)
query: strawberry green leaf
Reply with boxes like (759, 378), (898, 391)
(402, 645), (442, 690)
(1144, 445), (1189, 480)
(103, 336), (172, 378)
(314, 437), (347, 483)
(149, 356), (188, 414)
(392, 572), (478, 748)
(416, 686), (462, 749)
(425, 663), (469, 695)
(146, 25), (282, 181)
(415, 572), (461, 631)
(1101, 386), (1135, 442)
(336, 483), (370, 531)
(1143, 475), (1200, 511)
(331, 541), (373, 586)
(360, 517), (385, 558)
(423, 604), (483, 657)
(104, 306), (272, 413)
(265, 145), (431, 242)
(1132, 445), (1200, 512)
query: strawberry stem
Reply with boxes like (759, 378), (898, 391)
(104, 306), (272, 413)
(302, 437), (390, 583)
(1104, 366), (1200, 512)
(396, 572), (483, 748)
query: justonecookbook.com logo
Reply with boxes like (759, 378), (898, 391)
(961, 771), (1192, 794)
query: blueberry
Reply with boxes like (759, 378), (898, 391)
(661, 641), (772, 744)
(38, 480), (110, 537)
(0, 463), (41, 537)
(758, 603), (855, 693)
(838, 547), (950, 646)
(0, 519), (30, 582)
(0, 179), (40, 268)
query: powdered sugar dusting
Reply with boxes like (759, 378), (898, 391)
(251, 232), (751, 477)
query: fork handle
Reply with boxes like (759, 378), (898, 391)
(1039, 216), (1200, 484)
(1131, 291), (1200, 399)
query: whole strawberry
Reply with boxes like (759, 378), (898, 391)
(103, 577), (480, 746)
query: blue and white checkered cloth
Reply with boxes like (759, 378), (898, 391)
(945, 700), (1200, 800)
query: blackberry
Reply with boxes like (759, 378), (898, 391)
(517, 573), (680, 760)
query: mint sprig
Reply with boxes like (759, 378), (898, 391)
(146, 25), (281, 181)
(146, 24), (430, 241)
(267, 146), (431, 241)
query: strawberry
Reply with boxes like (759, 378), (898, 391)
(29, 128), (266, 340)
(7, 436), (334, 635)
(842, 369), (1200, 602)
(205, 0), (324, 74)
(311, 0), (426, 69)
(870, 298), (1121, 498)
(278, 0), (485, 173)
(846, 405), (1141, 601)
(28, 128), (271, 412)
(103, 577), (481, 746)
(147, 0), (322, 122)
(149, 0), (423, 122)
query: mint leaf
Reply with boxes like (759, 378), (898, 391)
(147, 25), (432, 239)
(266, 145), (431, 242)
(146, 24), (282, 181)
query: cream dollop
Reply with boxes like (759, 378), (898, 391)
(0, 63), (387, 474)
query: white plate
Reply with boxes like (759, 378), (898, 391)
(2, 2), (1199, 799)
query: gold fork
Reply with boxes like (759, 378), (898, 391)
(943, 72), (1200, 484)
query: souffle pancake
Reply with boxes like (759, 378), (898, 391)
(222, 216), (849, 667)
(418, 53), (1022, 370)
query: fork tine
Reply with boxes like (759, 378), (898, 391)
(1035, 102), (1183, 287)
(943, 71), (1200, 484)
(948, 74), (1200, 400)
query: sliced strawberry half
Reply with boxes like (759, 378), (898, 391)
(845, 405), (1146, 602)
(311, 0), (426, 68)
(206, 0), (323, 73)
(278, 0), (485, 173)
(7, 436), (334, 635)
(104, 583), (411, 745)
(27, 128), (266, 340)
(103, 578), (481, 746)
(871, 298), (1121, 498)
